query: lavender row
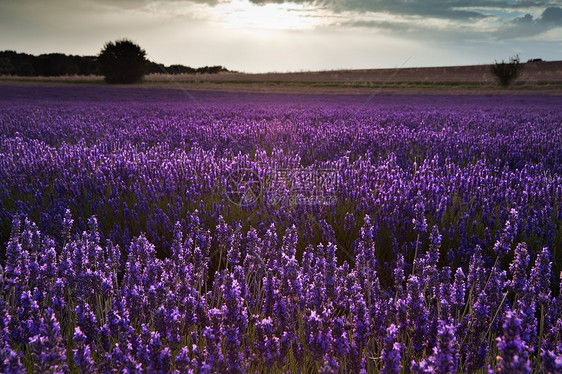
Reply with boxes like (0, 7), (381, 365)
(1, 95), (560, 269)
(1, 212), (561, 372)
(2, 140), (561, 263)
(1, 93), (561, 172)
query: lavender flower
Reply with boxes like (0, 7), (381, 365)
(220, 273), (248, 373)
(1, 90), (561, 374)
(380, 324), (401, 374)
(330, 317), (350, 358)
(430, 320), (458, 373)
(509, 242), (529, 294)
(111, 343), (143, 372)
(541, 348), (562, 374)
(344, 211), (355, 232)
(253, 316), (280, 368)
(405, 276), (429, 355)
(462, 290), (490, 372)
(493, 209), (518, 258)
(496, 311), (531, 374)
(304, 310), (331, 360)
(350, 282), (370, 355)
(529, 247), (552, 305)
(393, 254), (405, 298)
(61, 208), (73, 243)
(175, 346), (194, 373)
(319, 354), (339, 374)
(75, 302), (100, 349)
(202, 308), (225, 373)
(72, 326), (95, 373)
(1, 347), (25, 374)
(410, 358), (432, 374)
(29, 308), (68, 374)
(3, 232), (25, 292)
(412, 200), (428, 234)
(451, 267), (466, 313)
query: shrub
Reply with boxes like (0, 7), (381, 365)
(490, 55), (523, 87)
(98, 39), (147, 84)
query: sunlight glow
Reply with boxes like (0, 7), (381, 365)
(214, 0), (320, 32)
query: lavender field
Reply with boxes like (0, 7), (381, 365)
(0, 85), (561, 373)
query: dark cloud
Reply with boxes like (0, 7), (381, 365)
(340, 19), (410, 32)
(498, 6), (562, 38)
(249, 0), (561, 39)
(540, 6), (562, 24)
(248, 0), (549, 20)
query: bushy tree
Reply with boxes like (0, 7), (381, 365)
(491, 55), (523, 87)
(98, 39), (147, 84)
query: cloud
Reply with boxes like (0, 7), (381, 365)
(540, 6), (562, 24)
(72, 0), (225, 12)
(248, 0), (549, 20)
(245, 0), (562, 41)
(497, 6), (562, 38)
(243, 0), (562, 42)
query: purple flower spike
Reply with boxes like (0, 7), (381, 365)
(452, 267), (466, 312)
(202, 308), (225, 373)
(493, 209), (518, 259)
(29, 308), (68, 374)
(541, 348), (562, 374)
(351, 282), (370, 352)
(405, 276), (429, 355)
(393, 254), (405, 298)
(220, 273), (248, 373)
(1, 347), (25, 374)
(529, 247), (552, 305)
(509, 243), (529, 295)
(430, 320), (458, 374)
(412, 200), (428, 234)
(496, 311), (531, 374)
(319, 353), (339, 374)
(253, 316), (280, 368)
(381, 324), (401, 374)
(72, 326), (95, 373)
(331, 317), (350, 358)
(304, 310), (331, 360)
(175, 346), (194, 373)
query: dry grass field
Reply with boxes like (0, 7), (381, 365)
(147, 60), (562, 84)
(2, 60), (561, 94)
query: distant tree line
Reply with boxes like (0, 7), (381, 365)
(0, 50), (228, 77)
(0, 51), (98, 76)
(146, 62), (228, 75)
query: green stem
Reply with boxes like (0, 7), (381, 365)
(411, 233), (420, 276)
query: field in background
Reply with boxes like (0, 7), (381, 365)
(2, 60), (562, 94)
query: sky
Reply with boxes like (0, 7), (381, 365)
(0, 0), (561, 73)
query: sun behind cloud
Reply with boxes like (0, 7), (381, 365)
(214, 0), (321, 32)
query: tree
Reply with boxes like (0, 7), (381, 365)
(36, 54), (79, 76)
(0, 57), (15, 75)
(98, 39), (147, 84)
(17, 62), (35, 76)
(490, 55), (524, 87)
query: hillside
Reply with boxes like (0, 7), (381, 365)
(146, 60), (562, 85)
